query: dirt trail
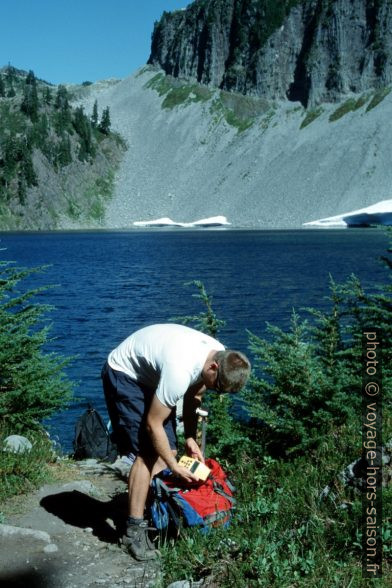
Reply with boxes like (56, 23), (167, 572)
(0, 459), (161, 588)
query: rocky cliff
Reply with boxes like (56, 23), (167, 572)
(149, 0), (392, 107)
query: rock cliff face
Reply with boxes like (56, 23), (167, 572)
(149, 0), (392, 107)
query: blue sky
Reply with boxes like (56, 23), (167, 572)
(1, 0), (191, 85)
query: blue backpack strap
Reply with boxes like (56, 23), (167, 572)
(150, 477), (173, 529)
(154, 477), (181, 497)
(150, 492), (169, 530)
(151, 476), (184, 530)
(165, 500), (181, 529)
(212, 481), (236, 504)
(225, 478), (236, 493)
(202, 510), (231, 525)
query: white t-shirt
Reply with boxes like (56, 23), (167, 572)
(108, 324), (225, 408)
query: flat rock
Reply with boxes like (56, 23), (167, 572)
(0, 462), (161, 588)
(0, 523), (51, 542)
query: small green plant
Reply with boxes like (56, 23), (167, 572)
(260, 108), (276, 131)
(245, 310), (358, 455)
(329, 98), (358, 122)
(352, 93), (370, 110)
(162, 84), (213, 109)
(66, 198), (82, 220)
(88, 200), (105, 222)
(0, 427), (55, 502)
(135, 65), (151, 78)
(224, 108), (253, 132)
(144, 72), (172, 96)
(81, 171), (115, 222)
(300, 106), (324, 129)
(209, 96), (254, 133)
(172, 280), (225, 337)
(366, 86), (392, 112)
(94, 171), (115, 199)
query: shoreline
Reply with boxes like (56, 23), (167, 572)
(0, 226), (386, 236)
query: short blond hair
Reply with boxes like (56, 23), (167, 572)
(214, 350), (251, 392)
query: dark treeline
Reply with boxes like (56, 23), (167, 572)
(0, 66), (112, 205)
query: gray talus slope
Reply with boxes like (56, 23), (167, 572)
(78, 68), (392, 228)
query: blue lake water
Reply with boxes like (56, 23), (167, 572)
(1, 228), (389, 451)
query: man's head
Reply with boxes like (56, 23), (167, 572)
(202, 349), (251, 393)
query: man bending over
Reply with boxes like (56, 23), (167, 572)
(101, 323), (251, 560)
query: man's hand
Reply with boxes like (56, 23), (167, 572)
(171, 463), (199, 483)
(185, 437), (204, 463)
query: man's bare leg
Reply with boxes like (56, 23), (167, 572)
(128, 450), (176, 518)
(128, 456), (152, 518)
(123, 451), (177, 560)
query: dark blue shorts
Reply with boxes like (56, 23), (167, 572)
(101, 361), (177, 457)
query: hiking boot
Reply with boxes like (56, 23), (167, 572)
(121, 520), (159, 561)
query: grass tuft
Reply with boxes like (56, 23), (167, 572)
(366, 86), (392, 112)
(300, 106), (324, 129)
(0, 427), (55, 503)
(329, 98), (358, 122)
(209, 97), (255, 133)
(329, 88), (391, 122)
(145, 72), (270, 131)
(162, 85), (213, 109)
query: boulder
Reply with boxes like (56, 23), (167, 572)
(3, 434), (32, 453)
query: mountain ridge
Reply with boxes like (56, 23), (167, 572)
(2, 0), (392, 230)
(149, 0), (392, 107)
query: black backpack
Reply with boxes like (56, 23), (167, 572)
(73, 405), (117, 462)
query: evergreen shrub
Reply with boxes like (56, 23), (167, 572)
(0, 260), (73, 431)
(244, 232), (391, 456)
(172, 280), (253, 464)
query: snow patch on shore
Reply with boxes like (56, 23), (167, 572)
(133, 215), (231, 227)
(303, 199), (392, 228)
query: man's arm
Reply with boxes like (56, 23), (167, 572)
(182, 383), (204, 438)
(146, 394), (198, 482)
(182, 384), (205, 462)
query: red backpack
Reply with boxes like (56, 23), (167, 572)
(150, 458), (235, 533)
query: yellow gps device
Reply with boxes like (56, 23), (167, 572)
(178, 456), (211, 481)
